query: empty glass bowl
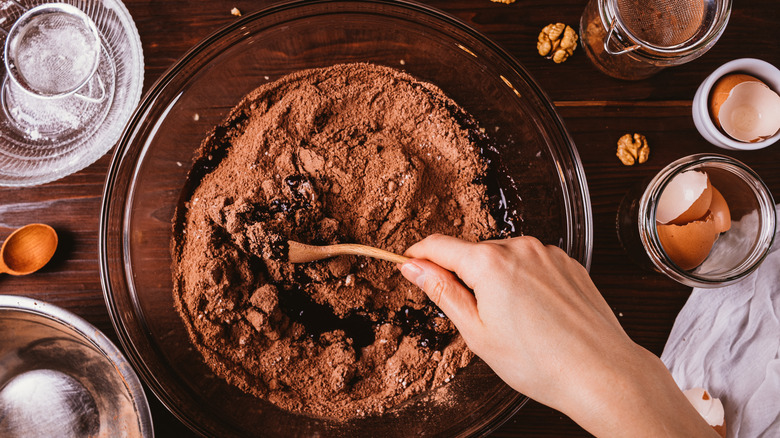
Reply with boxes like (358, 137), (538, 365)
(0, 295), (153, 437)
(99, 0), (592, 436)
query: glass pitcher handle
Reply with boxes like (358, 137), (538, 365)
(75, 73), (106, 103)
(603, 17), (641, 55)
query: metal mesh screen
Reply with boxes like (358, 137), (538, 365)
(615, 0), (715, 47)
(7, 9), (100, 96)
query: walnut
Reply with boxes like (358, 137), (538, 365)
(537, 23), (578, 63)
(616, 133), (650, 166)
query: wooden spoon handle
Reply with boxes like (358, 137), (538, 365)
(288, 241), (409, 264)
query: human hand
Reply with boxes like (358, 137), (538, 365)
(399, 235), (719, 438)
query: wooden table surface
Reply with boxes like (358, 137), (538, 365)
(1, 0), (778, 436)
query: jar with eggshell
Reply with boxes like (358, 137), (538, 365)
(617, 154), (775, 287)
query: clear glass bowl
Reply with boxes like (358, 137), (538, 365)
(0, 0), (143, 187)
(99, 0), (592, 436)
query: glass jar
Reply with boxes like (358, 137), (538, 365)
(617, 154), (776, 287)
(579, 0), (732, 80)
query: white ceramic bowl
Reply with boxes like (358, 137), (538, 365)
(692, 58), (780, 150)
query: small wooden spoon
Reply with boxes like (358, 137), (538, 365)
(287, 240), (409, 264)
(0, 224), (58, 275)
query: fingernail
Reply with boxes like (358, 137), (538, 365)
(400, 261), (426, 289)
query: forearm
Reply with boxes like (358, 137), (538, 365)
(562, 346), (720, 438)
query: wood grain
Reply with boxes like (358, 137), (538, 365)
(1, 0), (778, 436)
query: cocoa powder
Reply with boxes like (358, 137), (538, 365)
(171, 63), (501, 421)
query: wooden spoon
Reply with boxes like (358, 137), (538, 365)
(287, 240), (409, 264)
(0, 224), (58, 275)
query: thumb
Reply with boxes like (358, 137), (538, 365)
(399, 259), (483, 337)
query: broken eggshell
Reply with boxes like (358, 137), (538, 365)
(654, 170), (733, 271)
(710, 74), (780, 143)
(656, 170), (712, 225)
(709, 187), (731, 233)
(709, 73), (763, 127)
(657, 212), (720, 270)
(683, 387), (726, 438)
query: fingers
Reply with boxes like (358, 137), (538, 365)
(399, 259), (483, 338)
(406, 234), (551, 286)
(404, 234), (477, 272)
(404, 234), (492, 289)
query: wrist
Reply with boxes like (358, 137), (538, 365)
(562, 344), (719, 438)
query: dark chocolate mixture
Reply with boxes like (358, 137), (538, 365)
(171, 63), (512, 421)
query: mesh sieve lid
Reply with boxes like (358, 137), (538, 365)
(4, 4), (101, 97)
(614, 0), (718, 49)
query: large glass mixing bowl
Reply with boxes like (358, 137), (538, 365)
(100, 0), (592, 436)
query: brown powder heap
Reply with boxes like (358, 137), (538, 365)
(172, 63), (499, 421)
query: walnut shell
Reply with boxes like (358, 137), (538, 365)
(616, 133), (650, 166)
(538, 23), (578, 63)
